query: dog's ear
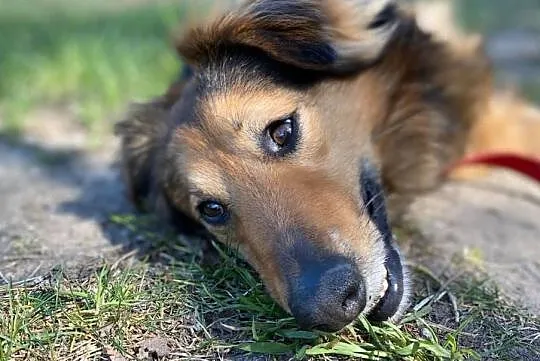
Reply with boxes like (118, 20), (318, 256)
(177, 0), (400, 73)
(115, 65), (195, 209)
(115, 94), (217, 257)
(115, 98), (175, 211)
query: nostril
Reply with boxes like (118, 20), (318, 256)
(340, 281), (366, 318)
(342, 285), (359, 312)
(289, 258), (367, 332)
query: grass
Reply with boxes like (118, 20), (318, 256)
(455, 0), (540, 104)
(456, 0), (540, 33)
(1, 215), (538, 361)
(0, 0), (182, 137)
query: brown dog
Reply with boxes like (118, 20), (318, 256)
(115, 0), (540, 332)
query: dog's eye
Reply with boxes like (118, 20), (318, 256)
(269, 119), (293, 147)
(262, 115), (298, 156)
(197, 200), (229, 225)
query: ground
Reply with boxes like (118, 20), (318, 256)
(0, 1), (539, 360)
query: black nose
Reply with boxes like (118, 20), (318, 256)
(289, 262), (366, 332)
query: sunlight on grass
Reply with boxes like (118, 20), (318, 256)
(1, 0), (539, 134)
(0, 0), (182, 135)
(0, 258), (478, 360)
(456, 0), (540, 33)
(0, 215), (515, 361)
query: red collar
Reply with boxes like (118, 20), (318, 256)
(450, 153), (540, 183)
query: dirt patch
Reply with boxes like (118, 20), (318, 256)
(0, 130), (130, 281)
(406, 171), (540, 314)
(136, 336), (173, 360)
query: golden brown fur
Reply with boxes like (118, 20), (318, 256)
(115, 0), (540, 329)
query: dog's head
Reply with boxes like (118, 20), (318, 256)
(117, 0), (427, 331)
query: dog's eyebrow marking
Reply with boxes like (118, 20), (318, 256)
(270, 110), (299, 123)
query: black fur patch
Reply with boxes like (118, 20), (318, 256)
(163, 191), (211, 239)
(359, 159), (391, 238)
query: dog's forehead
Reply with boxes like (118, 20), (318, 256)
(195, 47), (309, 90)
(199, 85), (299, 130)
(171, 63), (302, 158)
(170, 91), (297, 174)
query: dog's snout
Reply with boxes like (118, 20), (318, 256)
(289, 260), (366, 332)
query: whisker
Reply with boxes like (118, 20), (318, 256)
(360, 190), (385, 229)
(363, 190), (385, 213)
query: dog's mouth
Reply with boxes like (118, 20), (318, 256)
(367, 238), (407, 322)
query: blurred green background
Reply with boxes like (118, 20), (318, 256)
(0, 0), (539, 140)
(0, 0), (183, 136)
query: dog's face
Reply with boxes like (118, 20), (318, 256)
(165, 71), (408, 330)
(119, 0), (415, 331)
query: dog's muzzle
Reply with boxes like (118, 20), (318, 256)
(282, 233), (406, 332)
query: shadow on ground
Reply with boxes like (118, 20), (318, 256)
(0, 134), (134, 279)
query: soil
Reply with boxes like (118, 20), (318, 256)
(0, 111), (131, 281)
(408, 171), (540, 313)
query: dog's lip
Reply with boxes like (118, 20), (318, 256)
(366, 240), (405, 322)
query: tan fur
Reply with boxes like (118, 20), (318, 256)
(115, 0), (540, 324)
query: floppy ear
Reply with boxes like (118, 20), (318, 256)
(115, 94), (219, 262)
(115, 64), (195, 209)
(114, 99), (172, 210)
(177, 0), (401, 73)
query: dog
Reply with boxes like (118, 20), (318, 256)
(115, 0), (540, 332)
